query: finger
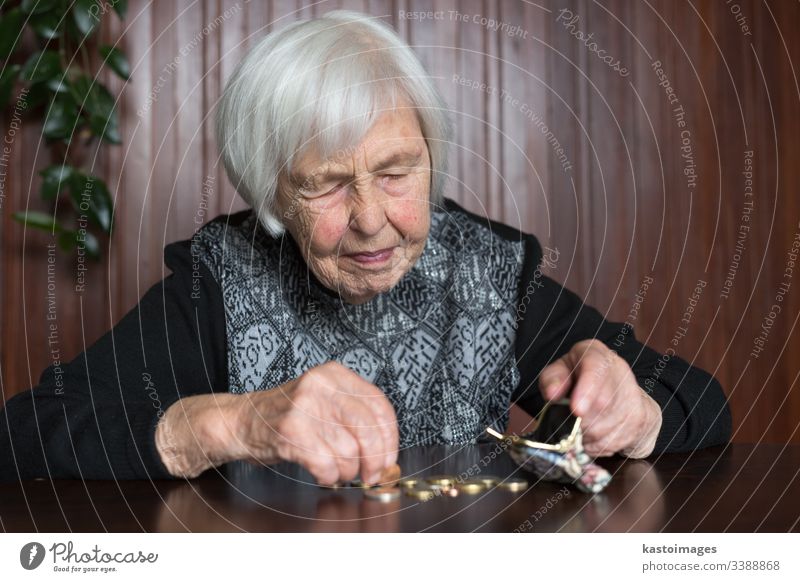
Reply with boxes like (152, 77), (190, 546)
(370, 398), (399, 469)
(335, 397), (386, 485)
(292, 435), (342, 485)
(569, 348), (613, 417)
(376, 411), (399, 469)
(322, 423), (361, 483)
(539, 358), (573, 400)
(580, 404), (624, 440)
(580, 410), (631, 457)
(338, 367), (399, 468)
(583, 434), (619, 458)
(580, 384), (652, 458)
(569, 371), (598, 418)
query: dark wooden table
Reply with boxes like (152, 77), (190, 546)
(1, 443), (798, 532)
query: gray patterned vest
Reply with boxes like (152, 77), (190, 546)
(191, 203), (525, 445)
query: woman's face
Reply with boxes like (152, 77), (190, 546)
(277, 104), (432, 304)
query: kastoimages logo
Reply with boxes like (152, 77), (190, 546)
(20, 542), (46, 570)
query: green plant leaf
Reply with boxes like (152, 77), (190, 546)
(30, 10), (63, 39)
(46, 76), (70, 93)
(70, 173), (114, 233)
(69, 76), (121, 143)
(39, 164), (75, 200)
(70, 75), (93, 105)
(90, 110), (120, 143)
(0, 8), (25, 60)
(22, 81), (52, 110)
(21, 0), (58, 15)
(73, 0), (101, 37)
(85, 82), (121, 144)
(57, 229), (77, 251)
(20, 50), (62, 83)
(99, 45), (130, 80)
(81, 230), (100, 259)
(110, 0), (127, 19)
(57, 229), (100, 258)
(0, 64), (21, 110)
(43, 97), (80, 140)
(88, 82), (115, 116)
(12, 211), (62, 232)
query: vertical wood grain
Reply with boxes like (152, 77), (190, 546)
(2, 0), (799, 446)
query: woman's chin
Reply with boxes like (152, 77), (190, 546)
(338, 276), (400, 304)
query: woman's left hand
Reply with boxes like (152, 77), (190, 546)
(538, 339), (663, 458)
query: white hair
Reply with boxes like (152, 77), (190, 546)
(215, 10), (453, 237)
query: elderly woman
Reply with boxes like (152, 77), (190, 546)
(0, 11), (730, 484)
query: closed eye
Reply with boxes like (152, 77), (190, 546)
(323, 182), (345, 195)
(302, 182), (345, 198)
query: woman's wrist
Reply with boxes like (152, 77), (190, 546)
(155, 394), (247, 478)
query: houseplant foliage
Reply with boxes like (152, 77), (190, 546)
(1, 0), (129, 259)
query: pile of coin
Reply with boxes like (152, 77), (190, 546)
(321, 464), (530, 503)
(397, 474), (529, 502)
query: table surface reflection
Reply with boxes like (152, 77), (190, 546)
(1, 443), (798, 532)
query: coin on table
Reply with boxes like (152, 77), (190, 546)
(405, 486), (437, 501)
(364, 487), (401, 502)
(397, 477), (420, 488)
(378, 463), (402, 486)
(496, 478), (529, 492)
(425, 475), (456, 488)
(476, 475), (500, 488)
(456, 479), (488, 495)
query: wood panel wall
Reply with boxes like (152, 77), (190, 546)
(2, 0), (798, 445)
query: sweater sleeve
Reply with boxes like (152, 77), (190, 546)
(512, 234), (732, 454)
(0, 238), (229, 481)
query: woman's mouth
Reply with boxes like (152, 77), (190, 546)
(345, 247), (396, 265)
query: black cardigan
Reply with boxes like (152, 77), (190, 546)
(0, 204), (732, 481)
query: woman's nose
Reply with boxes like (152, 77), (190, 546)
(349, 184), (388, 237)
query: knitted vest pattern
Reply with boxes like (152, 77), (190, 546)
(192, 205), (525, 445)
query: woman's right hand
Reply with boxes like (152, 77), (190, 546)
(155, 361), (399, 485)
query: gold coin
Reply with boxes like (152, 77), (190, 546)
(497, 478), (529, 492)
(477, 475), (500, 488)
(405, 487), (437, 501)
(425, 475), (456, 487)
(364, 487), (401, 502)
(378, 463), (402, 486)
(457, 480), (487, 495)
(397, 477), (420, 488)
